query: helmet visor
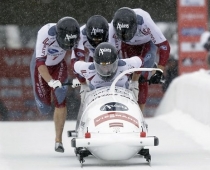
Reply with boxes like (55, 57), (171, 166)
(87, 31), (108, 47)
(94, 59), (118, 77)
(87, 36), (104, 48)
(92, 37), (103, 44)
(116, 31), (135, 42)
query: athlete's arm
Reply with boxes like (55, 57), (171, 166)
(38, 65), (52, 83)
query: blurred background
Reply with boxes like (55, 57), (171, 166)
(0, 0), (209, 121)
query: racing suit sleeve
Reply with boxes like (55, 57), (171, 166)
(35, 38), (48, 67)
(70, 48), (86, 80)
(71, 26), (86, 64)
(71, 48), (86, 64)
(156, 40), (170, 67)
(108, 21), (122, 57)
(141, 13), (170, 68)
(73, 61), (87, 83)
(34, 25), (52, 82)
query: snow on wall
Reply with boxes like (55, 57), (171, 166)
(156, 69), (210, 125)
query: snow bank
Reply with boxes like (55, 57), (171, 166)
(156, 69), (210, 126)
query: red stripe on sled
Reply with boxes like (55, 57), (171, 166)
(109, 122), (124, 127)
(94, 112), (139, 128)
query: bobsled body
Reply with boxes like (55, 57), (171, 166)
(68, 68), (160, 164)
(71, 86), (158, 161)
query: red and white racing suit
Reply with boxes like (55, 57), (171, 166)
(109, 8), (170, 105)
(30, 23), (72, 114)
(74, 57), (142, 90)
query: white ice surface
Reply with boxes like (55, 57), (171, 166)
(1, 110), (210, 170)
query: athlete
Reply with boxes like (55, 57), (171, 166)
(109, 7), (170, 112)
(73, 42), (143, 103)
(30, 17), (80, 153)
(70, 15), (109, 67)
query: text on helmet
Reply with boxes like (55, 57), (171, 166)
(65, 34), (77, 41)
(99, 48), (111, 56)
(91, 27), (104, 35)
(116, 23), (129, 30)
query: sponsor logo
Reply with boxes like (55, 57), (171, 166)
(37, 74), (47, 98)
(91, 27), (104, 35)
(181, 13), (205, 21)
(99, 48), (111, 56)
(181, 27), (205, 36)
(41, 38), (49, 57)
(94, 112), (139, 127)
(180, 0), (205, 6)
(142, 27), (150, 35)
(109, 122), (123, 127)
(160, 45), (167, 50)
(64, 34), (77, 41)
(76, 51), (85, 57)
(181, 42), (204, 52)
(141, 26), (156, 43)
(100, 102), (128, 111)
(116, 23), (129, 30)
(87, 88), (137, 105)
(48, 49), (59, 54)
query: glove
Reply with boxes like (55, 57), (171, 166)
(71, 78), (81, 88)
(129, 81), (139, 101)
(80, 84), (90, 103)
(149, 70), (163, 85)
(138, 75), (146, 83)
(48, 79), (62, 89)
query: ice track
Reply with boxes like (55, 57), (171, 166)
(1, 113), (210, 170)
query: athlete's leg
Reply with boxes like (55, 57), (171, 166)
(50, 60), (68, 152)
(54, 106), (67, 143)
(53, 86), (68, 149)
(30, 52), (52, 115)
(138, 42), (157, 113)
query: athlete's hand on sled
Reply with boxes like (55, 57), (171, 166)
(129, 81), (139, 101)
(48, 79), (62, 89)
(149, 70), (163, 85)
(80, 84), (90, 103)
(71, 78), (81, 88)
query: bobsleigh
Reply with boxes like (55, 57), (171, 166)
(67, 68), (160, 166)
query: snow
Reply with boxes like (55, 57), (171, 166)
(157, 109), (210, 151)
(1, 70), (210, 169)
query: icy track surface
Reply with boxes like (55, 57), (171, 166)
(1, 111), (210, 170)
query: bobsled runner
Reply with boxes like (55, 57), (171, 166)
(67, 68), (160, 166)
